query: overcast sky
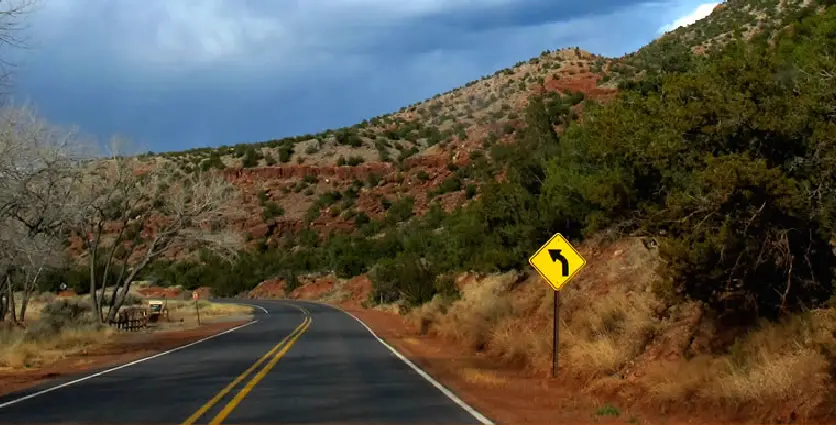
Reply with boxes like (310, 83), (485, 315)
(7, 0), (718, 152)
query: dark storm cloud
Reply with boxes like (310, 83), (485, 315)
(8, 0), (711, 151)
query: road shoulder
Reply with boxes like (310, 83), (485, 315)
(0, 319), (251, 398)
(347, 307), (713, 425)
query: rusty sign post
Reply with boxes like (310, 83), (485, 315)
(552, 290), (560, 377)
(528, 233), (587, 378)
(192, 291), (201, 325)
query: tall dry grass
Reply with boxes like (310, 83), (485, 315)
(167, 300), (254, 321)
(0, 298), (254, 370)
(0, 325), (114, 369)
(409, 238), (836, 419)
(0, 298), (115, 370)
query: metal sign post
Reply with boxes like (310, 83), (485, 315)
(193, 291), (201, 325)
(529, 233), (587, 379)
(552, 290), (560, 378)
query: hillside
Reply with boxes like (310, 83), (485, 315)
(22, 0), (836, 420)
(36, 0), (828, 295)
(34, 0), (815, 288)
(116, 0), (822, 255)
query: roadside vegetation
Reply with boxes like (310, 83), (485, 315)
(92, 2), (835, 419)
(0, 290), (254, 371)
(0, 297), (114, 369)
(142, 1), (835, 320)
(2, 0), (835, 419)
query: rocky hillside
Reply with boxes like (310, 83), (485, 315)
(128, 0), (826, 254)
(69, 0), (830, 311)
(203, 2), (836, 421)
(142, 46), (613, 248)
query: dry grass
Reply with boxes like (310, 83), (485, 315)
(407, 237), (836, 420)
(430, 271), (517, 351)
(0, 295), (252, 372)
(0, 324), (114, 370)
(563, 290), (659, 378)
(12, 291), (67, 322)
(16, 290), (145, 323)
(317, 280), (352, 304)
(642, 356), (719, 403)
(701, 310), (836, 412)
(488, 317), (551, 370)
(638, 309), (836, 414)
(459, 367), (507, 386)
(167, 300), (254, 321)
(709, 347), (828, 404)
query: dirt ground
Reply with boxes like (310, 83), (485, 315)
(347, 307), (836, 425)
(0, 319), (249, 398)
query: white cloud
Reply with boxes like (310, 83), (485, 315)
(659, 2), (719, 33)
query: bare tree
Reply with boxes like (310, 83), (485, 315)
(70, 143), (242, 323)
(0, 0), (35, 96)
(0, 218), (65, 321)
(0, 105), (84, 322)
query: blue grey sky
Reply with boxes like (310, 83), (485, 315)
(9, 0), (718, 152)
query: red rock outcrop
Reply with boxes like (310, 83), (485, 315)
(543, 71), (617, 101)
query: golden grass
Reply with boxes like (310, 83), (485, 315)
(0, 325), (114, 370)
(19, 302), (47, 322)
(402, 337), (422, 346)
(167, 300), (254, 320)
(459, 367), (507, 386)
(487, 316), (551, 370)
(0, 294), (253, 372)
(408, 237), (836, 420)
(642, 356), (718, 403)
(563, 290), (658, 378)
(707, 348), (828, 404)
(697, 310), (836, 411)
(17, 291), (143, 323)
(431, 273), (516, 350)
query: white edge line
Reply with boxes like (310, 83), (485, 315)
(296, 300), (494, 425)
(230, 302), (269, 315)
(0, 319), (259, 410)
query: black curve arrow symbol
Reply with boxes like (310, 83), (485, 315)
(548, 249), (570, 276)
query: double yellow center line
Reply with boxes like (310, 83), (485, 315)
(181, 305), (312, 425)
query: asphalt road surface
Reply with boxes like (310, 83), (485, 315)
(0, 300), (491, 425)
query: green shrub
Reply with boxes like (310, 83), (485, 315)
(305, 204), (321, 223)
(264, 153), (277, 166)
(241, 147), (262, 168)
(436, 176), (462, 194)
(465, 183), (477, 199)
(33, 300), (95, 336)
(354, 212), (371, 227)
(319, 191), (343, 205)
(263, 202), (285, 220)
(366, 173), (382, 188)
(278, 146), (293, 163)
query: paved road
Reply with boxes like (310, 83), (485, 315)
(0, 300), (490, 424)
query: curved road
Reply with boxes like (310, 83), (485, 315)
(0, 300), (491, 424)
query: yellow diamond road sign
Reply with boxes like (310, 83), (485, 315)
(529, 233), (587, 291)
